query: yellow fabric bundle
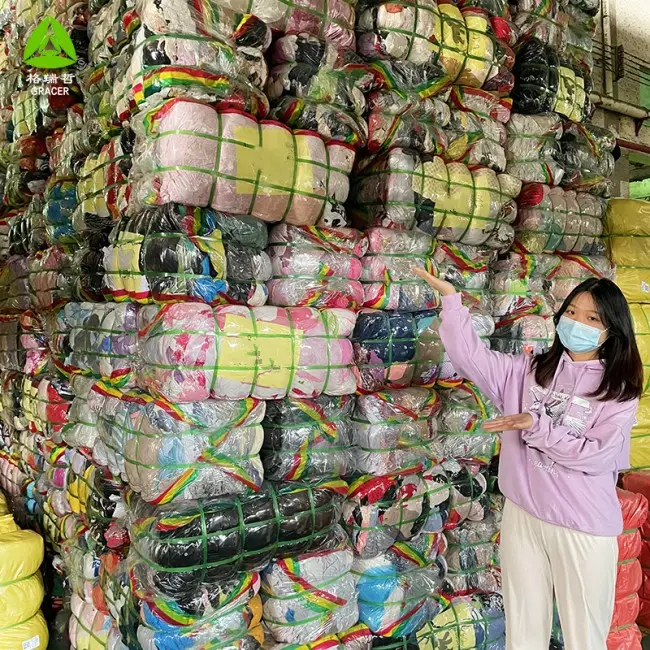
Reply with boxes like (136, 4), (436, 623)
(606, 198), (650, 303)
(0, 513), (48, 650)
(0, 490), (8, 516)
(631, 395), (650, 470)
(629, 304), (650, 395)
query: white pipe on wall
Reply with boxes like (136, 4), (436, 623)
(590, 92), (650, 119)
(601, 0), (615, 96)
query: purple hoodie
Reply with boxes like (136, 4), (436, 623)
(440, 293), (639, 537)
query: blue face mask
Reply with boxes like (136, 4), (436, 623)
(556, 315), (605, 354)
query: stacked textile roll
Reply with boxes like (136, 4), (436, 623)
(606, 199), (650, 468)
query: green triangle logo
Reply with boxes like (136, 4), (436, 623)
(23, 17), (77, 69)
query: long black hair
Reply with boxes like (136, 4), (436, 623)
(532, 278), (643, 402)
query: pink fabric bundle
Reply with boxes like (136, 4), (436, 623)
(129, 99), (355, 227)
(138, 303), (357, 402)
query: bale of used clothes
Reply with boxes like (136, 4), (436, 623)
(105, 204), (271, 306)
(128, 99), (355, 227)
(137, 303), (357, 401)
(515, 184), (605, 255)
(560, 122), (616, 197)
(354, 533), (447, 637)
(351, 388), (441, 475)
(445, 513), (501, 595)
(0, 512), (48, 650)
(505, 113), (564, 185)
(128, 479), (347, 597)
(555, 64), (589, 123)
(605, 199), (650, 304)
(491, 314), (556, 356)
(20, 310), (48, 377)
(62, 376), (102, 449)
(361, 228), (439, 310)
(261, 542), (359, 644)
(0, 255), (30, 314)
(511, 37), (560, 115)
(549, 254), (615, 311)
(415, 593), (506, 649)
(98, 387), (266, 502)
(266, 224), (366, 310)
(511, 0), (565, 50)
(28, 246), (74, 312)
(43, 180), (77, 248)
(490, 251), (559, 320)
(350, 151), (521, 246)
(562, 2), (597, 82)
(436, 383), (500, 464)
(68, 593), (116, 650)
(261, 394), (354, 481)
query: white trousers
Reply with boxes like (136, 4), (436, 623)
(501, 499), (618, 650)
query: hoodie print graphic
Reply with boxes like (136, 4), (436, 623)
(528, 384), (593, 437)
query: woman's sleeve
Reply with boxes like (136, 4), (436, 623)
(439, 293), (527, 411)
(521, 399), (638, 475)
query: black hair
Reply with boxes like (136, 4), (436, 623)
(532, 278), (643, 402)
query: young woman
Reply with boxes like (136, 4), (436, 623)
(414, 270), (643, 650)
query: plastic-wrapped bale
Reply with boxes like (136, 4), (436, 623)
(262, 395), (354, 481)
(0, 255), (30, 313)
(511, 0), (566, 50)
(261, 541), (359, 644)
(606, 198), (650, 303)
(444, 512), (500, 596)
(137, 303), (356, 402)
(0, 314), (24, 372)
(511, 37), (560, 115)
(561, 3), (597, 82)
(0, 451), (27, 496)
(261, 625), (375, 649)
(356, 0), (498, 89)
(20, 310), (49, 376)
(128, 479), (347, 596)
(105, 204), (271, 306)
(352, 309), (440, 392)
(69, 593), (116, 650)
(415, 593), (505, 650)
(437, 383), (500, 465)
(266, 34), (372, 147)
(351, 388), (441, 475)
(554, 65), (589, 123)
(353, 533), (447, 637)
(366, 86), (450, 155)
(28, 246), (74, 312)
(43, 180), (76, 249)
(3, 137), (50, 208)
(135, 573), (264, 650)
(560, 122), (616, 197)
(112, 24), (270, 124)
(607, 489), (646, 650)
(128, 99), (355, 227)
(629, 305), (650, 395)
(515, 184), (605, 256)
(0, 512), (48, 650)
(343, 462), (488, 557)
(505, 113), (564, 185)
(23, 375), (73, 443)
(621, 472), (650, 630)
(490, 251), (559, 320)
(492, 314), (555, 356)
(549, 254), (615, 312)
(59, 302), (140, 385)
(361, 228), (439, 310)
(97, 386), (265, 502)
(350, 151), (521, 246)
(433, 241), (496, 314)
(74, 129), (134, 237)
(266, 224), (366, 310)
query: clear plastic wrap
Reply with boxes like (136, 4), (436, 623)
(491, 314), (555, 356)
(261, 541), (359, 644)
(28, 246), (74, 312)
(262, 395), (354, 481)
(436, 384), (500, 464)
(44, 180), (77, 249)
(505, 113), (564, 185)
(351, 388), (441, 474)
(105, 204), (271, 306)
(95, 386), (265, 502)
(554, 65), (589, 123)
(560, 122), (616, 197)
(137, 303), (356, 401)
(353, 533), (447, 637)
(128, 99), (355, 227)
(606, 199), (650, 304)
(128, 479), (347, 596)
(490, 251), (559, 319)
(266, 224), (366, 309)
(561, 4), (597, 80)
(511, 37), (560, 115)
(361, 228), (439, 311)
(0, 256), (30, 313)
(511, 0), (566, 50)
(549, 255), (615, 311)
(350, 150), (520, 245)
(515, 184), (605, 255)
(415, 593), (506, 649)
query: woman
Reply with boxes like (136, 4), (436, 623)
(414, 269), (642, 650)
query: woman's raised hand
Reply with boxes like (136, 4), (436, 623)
(412, 267), (457, 296)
